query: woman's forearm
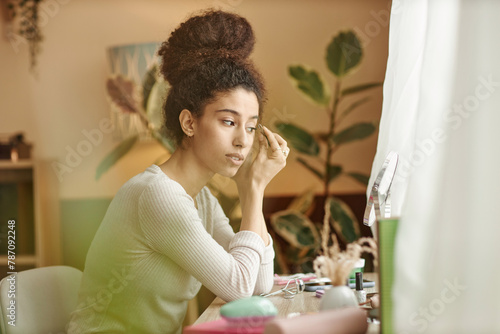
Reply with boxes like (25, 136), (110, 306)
(238, 184), (270, 245)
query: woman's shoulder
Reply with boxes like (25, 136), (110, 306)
(196, 187), (229, 222)
(132, 174), (196, 222)
(197, 186), (220, 206)
(124, 164), (188, 199)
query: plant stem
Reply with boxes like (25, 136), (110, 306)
(324, 80), (342, 199)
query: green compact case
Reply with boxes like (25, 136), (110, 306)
(220, 296), (278, 327)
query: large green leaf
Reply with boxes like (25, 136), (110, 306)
(327, 164), (343, 183)
(341, 82), (382, 97)
(106, 75), (139, 113)
(287, 188), (316, 214)
(285, 247), (317, 273)
(288, 65), (330, 106)
(347, 172), (370, 186)
(327, 196), (360, 244)
(332, 122), (376, 145)
(146, 78), (169, 131)
(142, 64), (158, 111)
(326, 31), (362, 78)
(275, 122), (320, 156)
(297, 157), (324, 180)
(270, 210), (320, 248)
(95, 135), (139, 180)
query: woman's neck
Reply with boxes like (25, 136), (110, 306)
(158, 148), (214, 199)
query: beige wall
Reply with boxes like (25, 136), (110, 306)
(0, 0), (390, 200)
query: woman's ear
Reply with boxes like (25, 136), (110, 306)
(179, 109), (195, 137)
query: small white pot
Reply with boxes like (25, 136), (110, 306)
(319, 285), (359, 311)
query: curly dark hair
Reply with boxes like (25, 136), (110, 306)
(157, 9), (266, 148)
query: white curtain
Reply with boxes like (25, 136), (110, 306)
(368, 0), (500, 332)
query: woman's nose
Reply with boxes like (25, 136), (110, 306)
(233, 126), (250, 148)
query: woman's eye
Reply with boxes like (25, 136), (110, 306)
(223, 120), (235, 126)
(246, 127), (256, 133)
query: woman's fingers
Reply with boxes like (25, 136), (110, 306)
(273, 133), (288, 150)
(237, 124), (288, 189)
(257, 124), (270, 148)
(261, 125), (280, 150)
(260, 125), (279, 151)
(274, 133), (290, 158)
(259, 125), (290, 159)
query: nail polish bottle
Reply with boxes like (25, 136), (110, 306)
(354, 272), (366, 304)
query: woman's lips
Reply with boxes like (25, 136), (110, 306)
(226, 153), (244, 165)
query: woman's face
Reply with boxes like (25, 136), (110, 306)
(190, 87), (260, 178)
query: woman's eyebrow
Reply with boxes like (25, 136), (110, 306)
(216, 109), (259, 120)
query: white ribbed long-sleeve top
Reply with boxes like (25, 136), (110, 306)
(68, 165), (275, 334)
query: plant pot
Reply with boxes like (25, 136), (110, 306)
(319, 285), (359, 311)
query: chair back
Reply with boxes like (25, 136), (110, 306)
(0, 265), (82, 334)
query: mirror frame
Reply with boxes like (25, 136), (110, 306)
(363, 151), (399, 226)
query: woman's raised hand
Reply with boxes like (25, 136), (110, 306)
(233, 125), (288, 192)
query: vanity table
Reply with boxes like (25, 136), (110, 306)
(191, 273), (380, 333)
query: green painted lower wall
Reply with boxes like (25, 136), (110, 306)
(60, 198), (112, 271)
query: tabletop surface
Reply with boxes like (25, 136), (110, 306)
(194, 272), (379, 332)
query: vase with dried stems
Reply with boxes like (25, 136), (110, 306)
(314, 201), (378, 310)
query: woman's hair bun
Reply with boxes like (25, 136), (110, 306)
(158, 10), (256, 85)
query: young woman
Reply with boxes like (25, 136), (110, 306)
(68, 10), (289, 334)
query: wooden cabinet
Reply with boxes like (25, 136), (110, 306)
(0, 161), (40, 278)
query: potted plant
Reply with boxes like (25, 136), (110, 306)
(269, 30), (382, 273)
(3, 0), (44, 73)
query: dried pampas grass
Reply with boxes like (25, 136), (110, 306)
(313, 200), (378, 286)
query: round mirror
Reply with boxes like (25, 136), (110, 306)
(363, 151), (399, 226)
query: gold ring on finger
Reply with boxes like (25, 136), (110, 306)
(282, 147), (290, 158)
